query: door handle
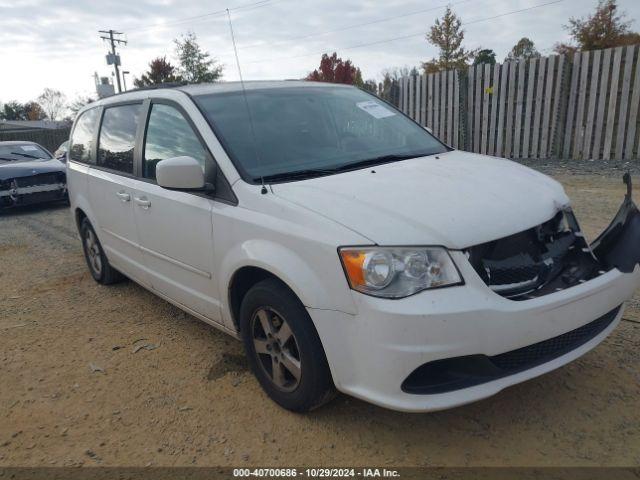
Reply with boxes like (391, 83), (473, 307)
(134, 196), (151, 209)
(116, 191), (130, 202)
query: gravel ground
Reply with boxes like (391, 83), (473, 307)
(0, 168), (639, 468)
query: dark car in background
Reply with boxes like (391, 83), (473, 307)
(0, 141), (67, 209)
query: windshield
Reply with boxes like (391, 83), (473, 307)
(0, 144), (51, 161)
(193, 86), (447, 182)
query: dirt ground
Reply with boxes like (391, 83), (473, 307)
(1, 171), (639, 468)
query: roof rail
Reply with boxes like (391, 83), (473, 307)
(106, 81), (190, 98)
(131, 81), (189, 92)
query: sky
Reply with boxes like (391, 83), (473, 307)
(1, 0), (639, 105)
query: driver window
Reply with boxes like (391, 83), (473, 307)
(143, 103), (207, 180)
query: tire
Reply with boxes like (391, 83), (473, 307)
(240, 278), (336, 412)
(80, 218), (124, 285)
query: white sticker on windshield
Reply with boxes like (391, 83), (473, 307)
(356, 100), (396, 119)
(21, 145), (39, 151)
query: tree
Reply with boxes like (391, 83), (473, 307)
(473, 49), (496, 65)
(422, 7), (476, 73)
(506, 38), (541, 62)
(553, 43), (578, 56)
(37, 88), (66, 120)
(0, 101), (28, 121)
(134, 56), (182, 88)
(306, 52), (364, 86)
(362, 79), (378, 95)
(68, 96), (95, 116)
(174, 32), (223, 84)
(24, 102), (46, 121)
(554, 0), (640, 54)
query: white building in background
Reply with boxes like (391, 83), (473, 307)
(94, 73), (115, 99)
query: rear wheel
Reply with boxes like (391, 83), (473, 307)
(80, 218), (123, 285)
(240, 278), (336, 412)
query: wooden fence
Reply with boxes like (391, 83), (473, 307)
(394, 44), (640, 160)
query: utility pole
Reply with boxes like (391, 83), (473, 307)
(99, 30), (127, 93)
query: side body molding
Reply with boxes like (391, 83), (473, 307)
(592, 173), (640, 273)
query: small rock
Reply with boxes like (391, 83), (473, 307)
(178, 406), (192, 412)
(231, 377), (241, 387)
(89, 363), (104, 374)
(133, 343), (158, 354)
(85, 449), (101, 462)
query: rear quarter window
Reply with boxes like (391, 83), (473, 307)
(69, 108), (100, 164)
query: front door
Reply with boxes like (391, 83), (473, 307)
(132, 102), (221, 322)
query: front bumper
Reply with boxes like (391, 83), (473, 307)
(0, 182), (67, 207)
(310, 175), (640, 412)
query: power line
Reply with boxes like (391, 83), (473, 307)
(128, 0), (279, 36)
(237, 0), (473, 51)
(242, 0), (565, 65)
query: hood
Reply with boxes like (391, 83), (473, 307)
(272, 151), (570, 249)
(0, 158), (65, 180)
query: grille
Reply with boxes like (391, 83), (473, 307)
(15, 173), (63, 188)
(485, 262), (540, 286)
(401, 306), (621, 395)
(491, 306), (620, 371)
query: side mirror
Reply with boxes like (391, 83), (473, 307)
(156, 156), (206, 190)
(424, 126), (433, 134)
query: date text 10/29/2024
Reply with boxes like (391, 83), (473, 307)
(233, 468), (401, 478)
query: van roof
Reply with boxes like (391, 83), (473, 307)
(178, 80), (350, 95)
(91, 80), (351, 105)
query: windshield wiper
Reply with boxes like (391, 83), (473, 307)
(10, 151), (42, 159)
(257, 153), (435, 183)
(332, 153), (432, 172)
(257, 168), (337, 183)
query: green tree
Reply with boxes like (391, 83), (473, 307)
(362, 79), (378, 94)
(473, 49), (496, 66)
(554, 0), (640, 53)
(134, 56), (182, 88)
(174, 32), (223, 84)
(423, 7), (476, 73)
(506, 38), (541, 61)
(0, 101), (28, 120)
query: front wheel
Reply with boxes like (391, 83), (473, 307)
(240, 278), (336, 412)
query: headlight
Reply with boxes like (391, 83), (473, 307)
(339, 246), (463, 298)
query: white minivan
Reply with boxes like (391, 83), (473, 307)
(67, 81), (640, 412)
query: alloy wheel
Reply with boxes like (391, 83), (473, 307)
(84, 228), (102, 276)
(251, 307), (302, 392)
